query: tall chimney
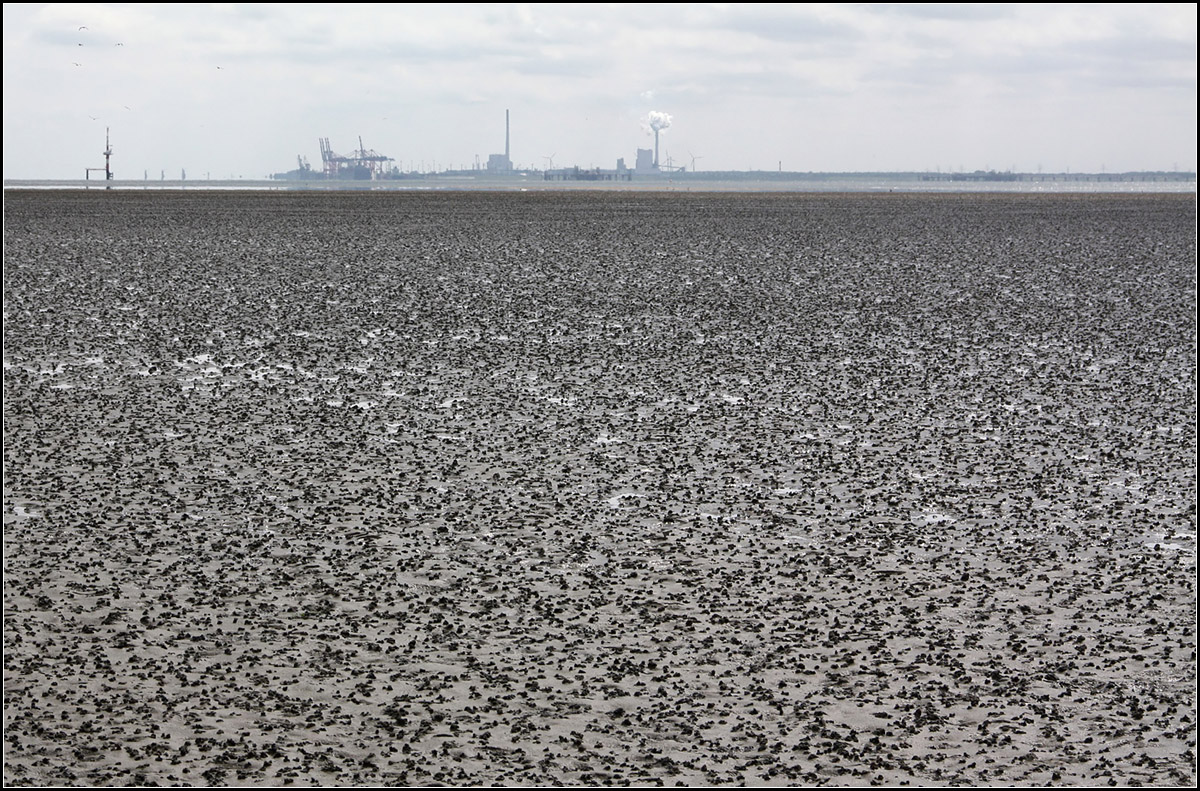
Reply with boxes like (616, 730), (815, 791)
(654, 128), (659, 168)
(505, 109), (510, 162)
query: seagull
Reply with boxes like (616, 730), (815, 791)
(78, 25), (88, 30)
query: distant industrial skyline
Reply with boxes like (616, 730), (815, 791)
(4, 4), (1196, 180)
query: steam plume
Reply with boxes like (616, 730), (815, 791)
(647, 111), (672, 132)
(645, 111), (672, 169)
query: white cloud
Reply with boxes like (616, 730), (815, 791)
(4, 3), (1195, 178)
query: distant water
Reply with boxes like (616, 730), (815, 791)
(4, 176), (1197, 193)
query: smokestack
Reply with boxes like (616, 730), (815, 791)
(646, 111), (671, 170)
(505, 109), (510, 161)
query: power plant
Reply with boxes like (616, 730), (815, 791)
(486, 110), (513, 172)
(84, 110), (683, 184)
(269, 109), (681, 181)
(647, 111), (671, 168)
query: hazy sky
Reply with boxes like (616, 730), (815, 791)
(3, 3), (1196, 179)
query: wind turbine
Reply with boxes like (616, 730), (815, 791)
(543, 153), (556, 171)
(689, 152), (703, 172)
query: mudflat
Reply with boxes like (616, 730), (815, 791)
(3, 190), (1195, 786)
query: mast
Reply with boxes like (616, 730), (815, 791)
(104, 127), (113, 183)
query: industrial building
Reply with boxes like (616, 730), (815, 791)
(270, 109), (682, 182)
(487, 110), (513, 172)
(635, 148), (657, 174)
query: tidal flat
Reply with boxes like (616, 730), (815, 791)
(3, 189), (1196, 786)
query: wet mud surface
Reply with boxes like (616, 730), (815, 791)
(3, 190), (1196, 785)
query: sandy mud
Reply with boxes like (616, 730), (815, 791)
(3, 190), (1196, 785)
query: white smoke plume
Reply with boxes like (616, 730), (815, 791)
(647, 110), (672, 133)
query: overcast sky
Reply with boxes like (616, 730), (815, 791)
(3, 3), (1196, 179)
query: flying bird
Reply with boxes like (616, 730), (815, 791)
(78, 25), (88, 30)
